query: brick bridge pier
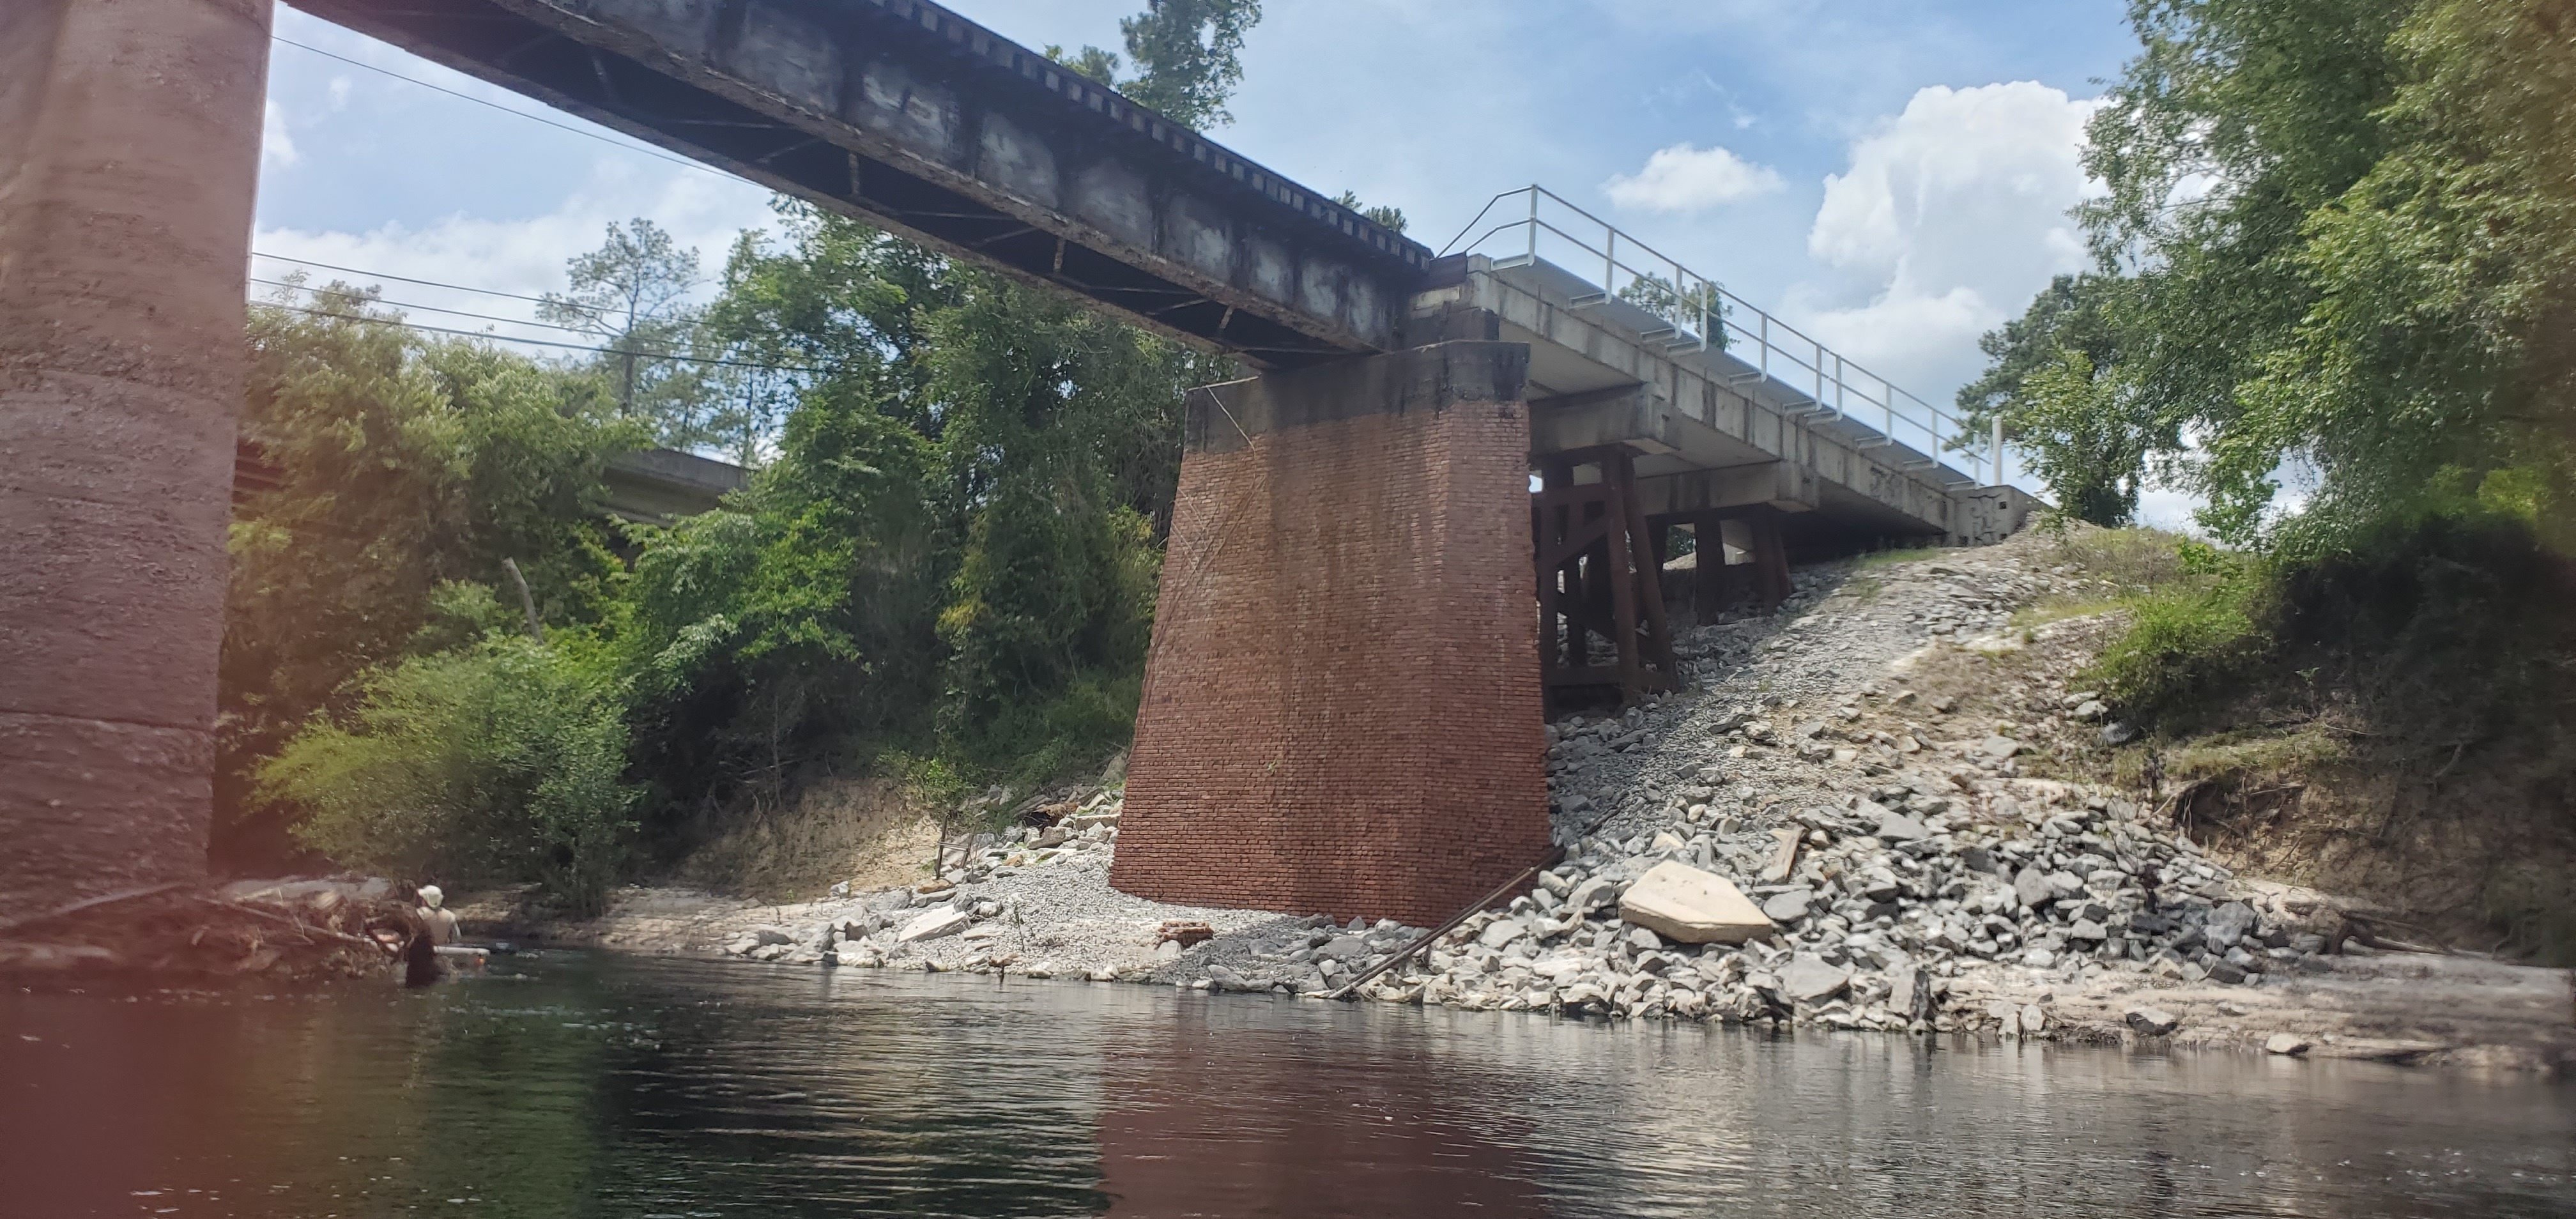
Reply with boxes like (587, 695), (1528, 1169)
(1110, 342), (1554, 928)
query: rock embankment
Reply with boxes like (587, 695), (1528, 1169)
(597, 530), (2571, 1070)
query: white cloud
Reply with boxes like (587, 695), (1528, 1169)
(1604, 143), (1785, 212)
(2132, 486), (2204, 533)
(261, 102), (300, 167)
(327, 76), (353, 110)
(251, 162), (774, 349)
(1782, 81), (2103, 399)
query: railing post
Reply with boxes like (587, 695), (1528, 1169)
(1525, 187), (1537, 261)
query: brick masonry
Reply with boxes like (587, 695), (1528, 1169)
(1110, 342), (1552, 927)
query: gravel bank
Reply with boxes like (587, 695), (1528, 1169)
(547, 531), (2575, 1071)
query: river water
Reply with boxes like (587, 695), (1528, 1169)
(3, 953), (2568, 1218)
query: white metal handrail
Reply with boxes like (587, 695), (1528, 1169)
(1440, 185), (1998, 481)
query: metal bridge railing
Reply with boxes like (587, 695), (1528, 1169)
(1439, 185), (1998, 482)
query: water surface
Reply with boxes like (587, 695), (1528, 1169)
(4, 953), (2568, 1217)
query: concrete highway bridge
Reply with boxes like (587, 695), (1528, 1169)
(1, 0), (2031, 926)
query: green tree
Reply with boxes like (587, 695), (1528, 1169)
(2058, 0), (2414, 537)
(2007, 349), (2156, 526)
(1956, 274), (2145, 521)
(1955, 274), (2124, 436)
(1331, 190), (1409, 234)
(923, 275), (1188, 772)
(1972, 0), (2574, 544)
(1116, 0), (1263, 128)
(220, 286), (641, 867)
(1048, 0), (1263, 129)
(2228, 0), (2576, 546)
(540, 218), (717, 444)
(266, 623), (640, 916)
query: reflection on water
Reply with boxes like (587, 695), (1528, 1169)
(2, 954), (2568, 1218)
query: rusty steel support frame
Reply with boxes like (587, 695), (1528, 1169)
(1532, 447), (1678, 699)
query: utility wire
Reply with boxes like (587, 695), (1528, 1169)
(259, 302), (824, 375)
(250, 251), (613, 317)
(270, 34), (730, 179)
(250, 276), (612, 337)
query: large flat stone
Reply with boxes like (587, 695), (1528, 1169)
(1616, 861), (1777, 946)
(896, 909), (972, 942)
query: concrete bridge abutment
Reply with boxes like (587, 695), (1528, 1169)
(1110, 341), (1555, 928)
(0, 0), (273, 922)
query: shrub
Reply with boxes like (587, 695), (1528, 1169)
(264, 636), (641, 915)
(2086, 578), (2270, 721)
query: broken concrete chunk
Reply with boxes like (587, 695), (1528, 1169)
(2205, 901), (2258, 950)
(1873, 808), (1930, 841)
(896, 909), (971, 942)
(1759, 827), (1802, 884)
(1567, 875), (1624, 916)
(2124, 1006), (2180, 1036)
(1779, 953), (1852, 1002)
(1206, 964), (1266, 993)
(1616, 861), (1779, 945)
(2264, 1032), (2312, 1056)
(1888, 962), (1931, 1021)
(1761, 888), (1815, 924)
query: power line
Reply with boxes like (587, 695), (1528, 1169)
(251, 275), (609, 337)
(270, 34), (732, 180)
(250, 250), (608, 316)
(258, 302), (824, 375)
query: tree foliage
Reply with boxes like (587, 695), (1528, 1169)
(267, 624), (639, 916)
(1113, 0), (1262, 128)
(1968, 0), (2575, 544)
(220, 288), (641, 868)
(226, 1), (1265, 899)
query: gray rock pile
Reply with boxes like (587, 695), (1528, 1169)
(705, 532), (2358, 1042)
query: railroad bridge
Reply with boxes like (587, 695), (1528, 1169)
(0, 0), (2031, 926)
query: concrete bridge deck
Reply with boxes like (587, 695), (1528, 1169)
(1424, 188), (2033, 556)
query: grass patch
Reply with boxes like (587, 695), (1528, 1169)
(2008, 597), (2127, 630)
(2161, 723), (2350, 779)
(1857, 546), (1948, 570)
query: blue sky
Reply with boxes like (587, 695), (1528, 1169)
(254, 0), (2163, 512)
